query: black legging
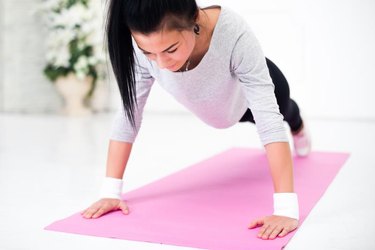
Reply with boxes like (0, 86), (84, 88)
(239, 58), (303, 132)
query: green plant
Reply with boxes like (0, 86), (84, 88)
(39, 0), (106, 97)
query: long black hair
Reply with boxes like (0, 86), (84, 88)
(105, 0), (199, 128)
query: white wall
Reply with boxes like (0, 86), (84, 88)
(1, 0), (375, 120)
(0, 0), (62, 113)
(0, 0), (5, 111)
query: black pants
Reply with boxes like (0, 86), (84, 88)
(239, 58), (303, 132)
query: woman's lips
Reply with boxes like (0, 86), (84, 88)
(166, 63), (177, 70)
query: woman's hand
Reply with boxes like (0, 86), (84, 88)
(248, 215), (298, 240)
(81, 198), (129, 219)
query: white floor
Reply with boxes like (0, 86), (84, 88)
(0, 112), (374, 250)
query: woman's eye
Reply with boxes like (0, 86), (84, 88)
(144, 53), (154, 58)
(167, 48), (178, 54)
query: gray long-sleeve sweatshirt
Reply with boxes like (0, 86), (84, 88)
(110, 6), (288, 146)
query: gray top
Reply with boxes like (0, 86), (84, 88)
(110, 6), (288, 146)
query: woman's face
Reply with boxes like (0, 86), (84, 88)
(132, 28), (196, 72)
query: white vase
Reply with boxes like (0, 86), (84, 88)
(89, 79), (110, 113)
(55, 73), (92, 116)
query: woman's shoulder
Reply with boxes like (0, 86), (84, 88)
(202, 5), (221, 33)
(208, 6), (251, 52)
(218, 6), (250, 34)
(201, 5), (247, 32)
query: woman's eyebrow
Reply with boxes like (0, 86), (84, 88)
(138, 42), (179, 53)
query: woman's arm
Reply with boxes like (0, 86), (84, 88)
(82, 38), (154, 219)
(248, 142), (299, 239)
(81, 140), (133, 219)
(106, 140), (133, 179)
(265, 142), (294, 193)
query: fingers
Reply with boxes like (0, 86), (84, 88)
(258, 223), (286, 240)
(81, 202), (106, 219)
(268, 226), (283, 240)
(278, 225), (297, 238)
(118, 201), (130, 215)
(248, 218), (264, 229)
(81, 199), (129, 219)
(92, 207), (107, 219)
(257, 224), (272, 239)
(262, 225), (292, 240)
(250, 215), (298, 240)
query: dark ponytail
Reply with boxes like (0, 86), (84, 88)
(105, 0), (137, 128)
(105, 0), (199, 128)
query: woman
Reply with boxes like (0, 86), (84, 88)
(82, 0), (311, 240)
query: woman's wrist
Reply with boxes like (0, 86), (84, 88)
(99, 176), (123, 200)
(273, 192), (299, 220)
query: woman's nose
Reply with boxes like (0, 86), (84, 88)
(155, 54), (170, 69)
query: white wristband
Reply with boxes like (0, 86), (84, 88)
(99, 177), (123, 200)
(273, 193), (299, 220)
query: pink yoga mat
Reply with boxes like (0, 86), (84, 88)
(45, 148), (349, 249)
